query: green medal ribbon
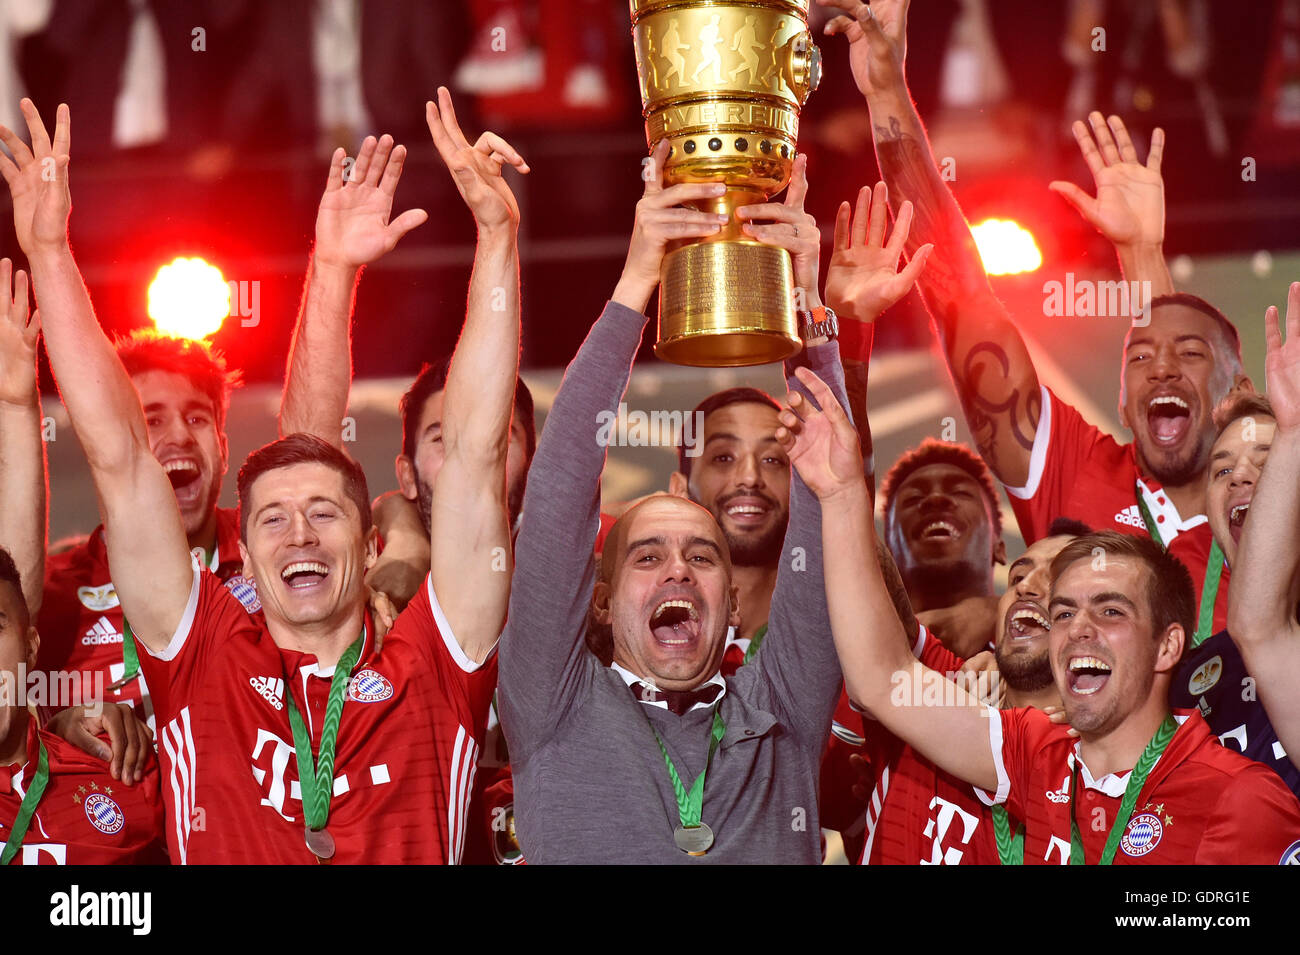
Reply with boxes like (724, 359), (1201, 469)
(741, 623), (768, 665)
(992, 804), (1024, 865)
(1068, 714), (1178, 865)
(1191, 540), (1224, 650)
(649, 704), (726, 830)
(1135, 483), (1224, 649)
(1, 739), (51, 866)
(284, 631), (365, 833)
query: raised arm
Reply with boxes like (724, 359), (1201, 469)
(781, 365), (997, 791)
(423, 88), (529, 663)
(1049, 114), (1174, 300)
(0, 100), (189, 651)
(279, 134), (427, 443)
(1228, 282), (1300, 768)
(0, 259), (45, 614)
(820, 0), (1039, 487)
(500, 143), (726, 754)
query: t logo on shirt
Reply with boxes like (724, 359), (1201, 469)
(921, 796), (980, 865)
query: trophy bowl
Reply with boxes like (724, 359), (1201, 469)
(630, 0), (821, 366)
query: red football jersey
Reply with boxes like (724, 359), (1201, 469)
(986, 707), (1300, 864)
(2, 720), (166, 865)
(37, 508), (252, 732)
(860, 628), (1003, 865)
(1006, 387), (1227, 633)
(136, 567), (497, 864)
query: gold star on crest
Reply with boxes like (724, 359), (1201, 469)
(1165, 814), (1173, 826)
(89, 781), (98, 791)
(1154, 803), (1165, 814)
(104, 786), (113, 795)
(77, 785), (87, 794)
(73, 793), (82, 804)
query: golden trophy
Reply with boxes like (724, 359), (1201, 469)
(630, 0), (822, 366)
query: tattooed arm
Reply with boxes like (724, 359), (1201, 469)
(820, 0), (1039, 486)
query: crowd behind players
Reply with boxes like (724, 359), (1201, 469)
(3, 0), (1300, 867)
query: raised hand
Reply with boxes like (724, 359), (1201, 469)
(427, 86), (529, 232)
(0, 99), (72, 254)
(0, 258), (39, 407)
(612, 138), (728, 313)
(777, 366), (864, 501)
(1050, 113), (1165, 250)
(824, 181), (931, 322)
(1265, 281), (1300, 433)
(315, 133), (428, 271)
(819, 0), (910, 99)
(737, 153), (823, 308)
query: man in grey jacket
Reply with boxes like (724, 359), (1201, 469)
(499, 142), (848, 863)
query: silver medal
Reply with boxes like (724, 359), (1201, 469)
(305, 826), (336, 861)
(673, 823), (714, 855)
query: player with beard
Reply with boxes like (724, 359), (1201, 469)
(669, 387), (788, 668)
(795, 359), (1300, 863)
(819, 0), (1246, 640)
(1219, 283), (1300, 800)
(859, 519), (1085, 864)
(877, 440), (1006, 658)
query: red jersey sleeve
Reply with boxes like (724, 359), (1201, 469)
(388, 574), (498, 736)
(1195, 764), (1300, 865)
(986, 706), (1063, 820)
(1004, 386), (1110, 543)
(132, 564), (251, 725)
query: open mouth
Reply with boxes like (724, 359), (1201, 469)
(918, 519), (961, 542)
(649, 598), (701, 648)
(1067, 655), (1112, 696)
(1007, 605), (1050, 640)
(1228, 501), (1250, 546)
(163, 459), (202, 496)
(1146, 394), (1191, 448)
(281, 560), (330, 591)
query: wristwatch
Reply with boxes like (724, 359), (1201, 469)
(799, 304), (838, 342)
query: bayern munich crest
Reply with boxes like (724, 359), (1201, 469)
(1119, 812), (1164, 858)
(224, 575), (262, 614)
(84, 792), (126, 835)
(348, 668), (393, 703)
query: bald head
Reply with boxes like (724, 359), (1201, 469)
(593, 493), (739, 692)
(601, 494), (732, 584)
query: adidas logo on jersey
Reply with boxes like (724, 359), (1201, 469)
(1113, 505), (1146, 529)
(249, 676), (284, 711)
(82, 616), (124, 646)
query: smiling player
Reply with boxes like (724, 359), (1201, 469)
(819, 0), (1245, 639)
(6, 95), (518, 863)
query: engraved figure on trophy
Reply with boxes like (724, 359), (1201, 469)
(690, 14), (725, 84)
(660, 18), (690, 89)
(729, 14), (763, 84)
(761, 18), (788, 91)
(643, 27), (660, 89)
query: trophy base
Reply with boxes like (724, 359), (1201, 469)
(656, 240), (801, 367)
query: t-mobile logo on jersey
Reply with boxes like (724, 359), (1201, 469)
(250, 729), (392, 822)
(920, 796), (981, 865)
